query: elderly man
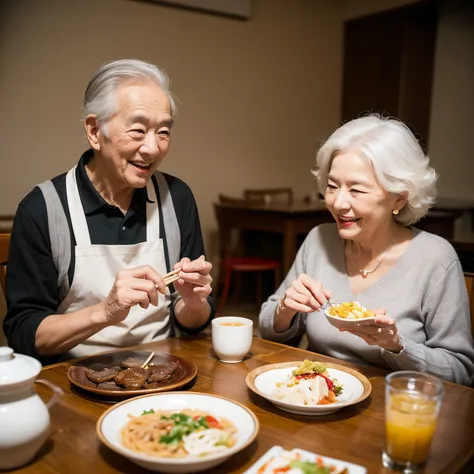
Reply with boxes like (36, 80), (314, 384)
(4, 59), (214, 363)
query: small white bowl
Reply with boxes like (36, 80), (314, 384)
(97, 392), (259, 473)
(324, 305), (376, 330)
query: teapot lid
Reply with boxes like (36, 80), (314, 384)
(0, 347), (42, 385)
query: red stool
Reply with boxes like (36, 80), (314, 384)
(217, 257), (281, 315)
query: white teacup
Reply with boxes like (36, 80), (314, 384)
(212, 317), (253, 363)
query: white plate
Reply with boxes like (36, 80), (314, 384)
(97, 392), (259, 473)
(246, 361), (372, 415)
(243, 446), (367, 474)
(325, 307), (376, 330)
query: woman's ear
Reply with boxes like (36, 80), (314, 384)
(394, 192), (409, 212)
(84, 115), (101, 151)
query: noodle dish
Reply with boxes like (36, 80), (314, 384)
(121, 408), (237, 457)
(97, 392), (259, 473)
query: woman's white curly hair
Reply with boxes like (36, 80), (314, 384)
(312, 114), (437, 225)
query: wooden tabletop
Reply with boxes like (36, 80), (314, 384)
(16, 336), (474, 474)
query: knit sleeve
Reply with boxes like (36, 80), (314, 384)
(382, 259), (474, 385)
(257, 228), (324, 342)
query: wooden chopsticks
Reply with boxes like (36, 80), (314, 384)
(163, 268), (181, 286)
(153, 269), (181, 291)
(141, 351), (155, 368)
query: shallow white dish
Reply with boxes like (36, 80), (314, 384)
(324, 306), (376, 330)
(97, 391), (259, 473)
(243, 445), (367, 474)
(246, 361), (371, 416)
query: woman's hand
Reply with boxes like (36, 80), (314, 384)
(274, 274), (331, 333)
(173, 256), (213, 311)
(279, 273), (331, 314)
(101, 265), (165, 324)
(342, 309), (403, 353)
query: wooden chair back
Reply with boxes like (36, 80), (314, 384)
(464, 272), (474, 339)
(243, 187), (293, 204)
(0, 233), (10, 294)
(217, 194), (247, 205)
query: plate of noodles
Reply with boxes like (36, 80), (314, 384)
(68, 350), (197, 401)
(246, 360), (371, 415)
(97, 391), (259, 473)
(324, 301), (377, 330)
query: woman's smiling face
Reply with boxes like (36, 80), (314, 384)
(324, 151), (402, 242)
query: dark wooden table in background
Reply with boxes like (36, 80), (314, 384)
(214, 197), (474, 275)
(214, 199), (332, 273)
(15, 336), (474, 474)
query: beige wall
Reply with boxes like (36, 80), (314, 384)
(0, 0), (343, 261)
(428, 0), (474, 201)
(1, 0), (472, 265)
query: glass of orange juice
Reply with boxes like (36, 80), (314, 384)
(383, 371), (444, 473)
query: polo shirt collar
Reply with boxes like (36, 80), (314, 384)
(76, 149), (152, 217)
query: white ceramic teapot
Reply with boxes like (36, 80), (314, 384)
(0, 346), (63, 470)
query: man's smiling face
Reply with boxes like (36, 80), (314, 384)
(96, 78), (173, 189)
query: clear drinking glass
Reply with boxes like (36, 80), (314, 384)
(383, 371), (444, 473)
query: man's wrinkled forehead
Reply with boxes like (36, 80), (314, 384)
(114, 80), (172, 122)
(126, 112), (174, 128)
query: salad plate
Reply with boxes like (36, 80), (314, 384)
(243, 446), (367, 474)
(246, 360), (371, 415)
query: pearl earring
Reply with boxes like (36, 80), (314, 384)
(393, 209), (399, 215)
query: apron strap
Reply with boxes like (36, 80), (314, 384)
(146, 178), (160, 241)
(37, 181), (71, 301)
(153, 171), (181, 267)
(37, 169), (178, 308)
(66, 167), (91, 245)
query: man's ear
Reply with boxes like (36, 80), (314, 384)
(84, 115), (102, 151)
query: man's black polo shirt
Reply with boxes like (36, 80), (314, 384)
(4, 150), (213, 364)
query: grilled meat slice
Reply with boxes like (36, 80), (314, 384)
(121, 357), (145, 369)
(147, 361), (179, 383)
(85, 366), (121, 384)
(114, 367), (150, 390)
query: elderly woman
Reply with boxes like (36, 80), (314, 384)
(4, 59), (213, 363)
(259, 114), (474, 386)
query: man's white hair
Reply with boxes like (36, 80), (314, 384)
(82, 59), (178, 135)
(312, 114), (437, 225)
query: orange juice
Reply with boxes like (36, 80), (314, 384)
(385, 391), (437, 464)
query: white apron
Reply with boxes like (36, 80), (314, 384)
(59, 167), (171, 358)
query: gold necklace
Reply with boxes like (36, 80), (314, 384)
(351, 227), (398, 278)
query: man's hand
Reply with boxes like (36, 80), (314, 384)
(101, 265), (166, 324)
(173, 256), (212, 310)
